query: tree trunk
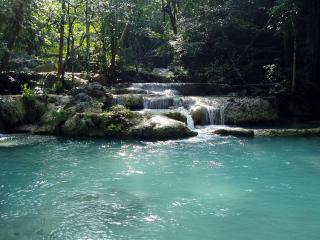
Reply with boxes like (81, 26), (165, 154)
(164, 0), (178, 34)
(58, 0), (66, 78)
(290, 4), (297, 98)
(85, 0), (91, 78)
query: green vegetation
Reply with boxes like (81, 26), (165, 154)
(0, 0), (320, 116)
(21, 84), (35, 102)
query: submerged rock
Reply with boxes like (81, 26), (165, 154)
(212, 128), (254, 137)
(254, 128), (320, 137)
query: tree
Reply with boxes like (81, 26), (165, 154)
(0, 0), (33, 71)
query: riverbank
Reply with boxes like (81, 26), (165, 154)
(1, 79), (319, 140)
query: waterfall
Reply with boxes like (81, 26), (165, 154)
(143, 97), (174, 109)
(188, 97), (228, 126)
(205, 105), (218, 125)
(220, 105), (226, 125)
(178, 107), (195, 130)
(130, 83), (181, 95)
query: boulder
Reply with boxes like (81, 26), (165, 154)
(224, 97), (279, 124)
(212, 128), (254, 137)
(33, 63), (57, 72)
(112, 94), (144, 110)
(0, 96), (27, 127)
(190, 105), (209, 125)
(61, 106), (140, 137)
(70, 82), (112, 107)
(162, 111), (187, 124)
(128, 115), (197, 139)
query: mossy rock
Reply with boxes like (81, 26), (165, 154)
(162, 111), (187, 125)
(61, 105), (141, 137)
(0, 95), (27, 127)
(23, 97), (47, 123)
(40, 106), (74, 133)
(112, 94), (144, 110)
(212, 128), (254, 137)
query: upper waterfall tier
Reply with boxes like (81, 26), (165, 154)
(114, 82), (274, 96)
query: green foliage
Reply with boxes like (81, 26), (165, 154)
(42, 108), (72, 129)
(53, 80), (64, 93)
(99, 105), (137, 133)
(21, 84), (35, 102)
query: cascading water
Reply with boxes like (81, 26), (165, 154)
(143, 97), (174, 109)
(129, 83), (181, 96)
(178, 107), (195, 130)
(220, 105), (226, 125)
(189, 97), (228, 126)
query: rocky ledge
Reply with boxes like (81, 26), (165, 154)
(0, 84), (197, 140)
(211, 127), (320, 137)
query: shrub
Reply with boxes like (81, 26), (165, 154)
(21, 84), (35, 102)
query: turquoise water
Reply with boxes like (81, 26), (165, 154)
(1, 134), (320, 240)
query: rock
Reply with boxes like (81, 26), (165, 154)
(61, 113), (98, 137)
(60, 105), (139, 137)
(0, 76), (21, 94)
(70, 82), (112, 107)
(86, 82), (106, 99)
(91, 74), (105, 85)
(224, 97), (279, 124)
(112, 94), (144, 110)
(23, 98), (46, 123)
(0, 96), (27, 127)
(70, 93), (103, 113)
(190, 105), (209, 125)
(254, 128), (320, 137)
(143, 96), (174, 109)
(128, 115), (197, 139)
(47, 94), (71, 106)
(162, 111), (187, 124)
(73, 93), (92, 103)
(33, 63), (57, 72)
(12, 124), (39, 134)
(212, 128), (254, 137)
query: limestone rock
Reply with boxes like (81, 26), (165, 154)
(190, 105), (209, 125)
(224, 97), (279, 124)
(112, 94), (144, 110)
(0, 96), (27, 127)
(129, 115), (197, 139)
(162, 111), (187, 124)
(212, 128), (254, 137)
(254, 128), (320, 137)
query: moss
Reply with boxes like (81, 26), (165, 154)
(0, 96), (26, 127)
(113, 94), (144, 110)
(40, 107), (74, 132)
(61, 105), (141, 136)
(24, 98), (46, 123)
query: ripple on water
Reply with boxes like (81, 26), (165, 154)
(1, 135), (320, 240)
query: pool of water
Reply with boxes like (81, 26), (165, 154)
(1, 134), (320, 240)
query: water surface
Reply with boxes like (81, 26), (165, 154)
(1, 134), (320, 240)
